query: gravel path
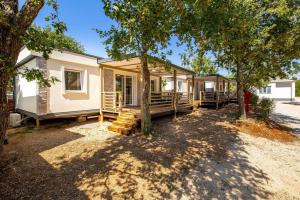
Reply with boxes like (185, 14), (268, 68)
(1, 106), (300, 199)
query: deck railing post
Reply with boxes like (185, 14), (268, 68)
(216, 91), (219, 110)
(192, 75), (195, 107)
(199, 91), (202, 106)
(118, 92), (123, 116)
(99, 65), (104, 123)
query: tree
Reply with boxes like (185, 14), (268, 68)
(25, 25), (85, 55)
(99, 0), (177, 135)
(0, 0), (69, 152)
(192, 55), (218, 76)
(177, 0), (300, 118)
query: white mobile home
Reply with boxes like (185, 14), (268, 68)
(256, 79), (296, 101)
(16, 48), (195, 127)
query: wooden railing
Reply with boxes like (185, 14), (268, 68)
(150, 92), (173, 108)
(101, 92), (122, 113)
(200, 91), (229, 102)
(176, 92), (193, 105)
(101, 91), (194, 114)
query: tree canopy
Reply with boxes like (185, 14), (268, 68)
(99, 0), (180, 134)
(0, 0), (70, 150)
(192, 55), (218, 76)
(176, 0), (300, 117)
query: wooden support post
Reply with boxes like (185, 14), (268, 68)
(192, 75), (195, 107)
(173, 70), (177, 116)
(99, 65), (104, 123)
(36, 118), (40, 129)
(159, 77), (162, 92)
(216, 76), (219, 109)
(227, 80), (230, 102)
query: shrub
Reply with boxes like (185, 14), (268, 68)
(250, 93), (259, 109)
(257, 98), (274, 121)
(296, 80), (300, 97)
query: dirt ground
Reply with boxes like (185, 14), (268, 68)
(1, 104), (300, 200)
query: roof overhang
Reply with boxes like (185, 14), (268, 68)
(98, 56), (195, 76)
(187, 74), (234, 82)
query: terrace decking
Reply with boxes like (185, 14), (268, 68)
(102, 91), (193, 135)
(101, 91), (193, 120)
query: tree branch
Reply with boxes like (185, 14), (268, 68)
(16, 0), (45, 34)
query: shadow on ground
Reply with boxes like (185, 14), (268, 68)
(272, 113), (300, 134)
(0, 105), (271, 199)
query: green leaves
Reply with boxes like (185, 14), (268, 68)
(192, 56), (218, 76)
(23, 25), (85, 59)
(99, 0), (177, 60)
(20, 67), (60, 88)
(178, 0), (300, 88)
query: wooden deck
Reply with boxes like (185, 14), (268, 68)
(198, 91), (237, 108)
(103, 104), (193, 120)
(101, 91), (194, 120)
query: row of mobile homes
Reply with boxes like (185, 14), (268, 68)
(16, 48), (195, 131)
(187, 74), (237, 109)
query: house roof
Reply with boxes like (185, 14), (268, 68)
(98, 56), (195, 76)
(186, 74), (235, 82)
(270, 78), (295, 83)
(17, 48), (103, 68)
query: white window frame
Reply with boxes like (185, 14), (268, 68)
(177, 80), (183, 92)
(62, 66), (87, 94)
(259, 86), (271, 94)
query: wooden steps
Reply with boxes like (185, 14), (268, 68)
(107, 111), (137, 135)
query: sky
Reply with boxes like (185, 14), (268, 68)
(17, 0), (229, 75)
(19, 0), (299, 78)
(25, 1), (192, 67)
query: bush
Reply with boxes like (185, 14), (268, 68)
(257, 98), (274, 121)
(296, 80), (300, 97)
(250, 93), (259, 109)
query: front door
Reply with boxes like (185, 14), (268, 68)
(115, 74), (133, 106)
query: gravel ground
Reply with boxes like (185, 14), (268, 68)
(0, 105), (299, 200)
(272, 101), (300, 135)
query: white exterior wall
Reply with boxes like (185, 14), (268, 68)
(15, 59), (38, 113)
(256, 81), (295, 101)
(150, 76), (160, 92)
(47, 59), (100, 113)
(163, 77), (188, 92)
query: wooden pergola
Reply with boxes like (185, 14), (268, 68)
(97, 56), (196, 120)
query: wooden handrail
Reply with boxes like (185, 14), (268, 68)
(101, 92), (122, 113)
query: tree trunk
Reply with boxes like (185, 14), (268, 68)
(236, 65), (246, 119)
(140, 55), (151, 135)
(0, 29), (23, 154)
(0, 71), (9, 153)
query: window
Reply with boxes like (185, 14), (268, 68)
(259, 86), (271, 94)
(178, 80), (183, 92)
(151, 80), (155, 92)
(64, 70), (82, 91)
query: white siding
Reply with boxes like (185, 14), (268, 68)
(15, 59), (38, 113)
(47, 59), (100, 113)
(256, 81), (295, 100)
(163, 77), (188, 92)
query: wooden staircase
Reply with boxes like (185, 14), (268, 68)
(107, 111), (137, 135)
